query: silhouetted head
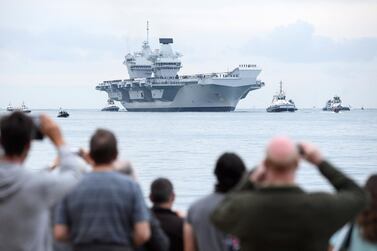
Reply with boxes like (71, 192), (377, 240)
(150, 178), (174, 206)
(89, 129), (118, 165)
(358, 174), (377, 243)
(215, 153), (246, 193)
(264, 136), (299, 173)
(0, 112), (33, 160)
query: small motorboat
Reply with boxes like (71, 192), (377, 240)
(101, 99), (120, 112)
(57, 108), (69, 118)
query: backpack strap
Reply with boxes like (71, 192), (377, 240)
(339, 223), (354, 251)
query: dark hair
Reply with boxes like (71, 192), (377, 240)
(150, 178), (174, 204)
(358, 174), (377, 243)
(89, 129), (118, 165)
(214, 153), (246, 193)
(0, 112), (33, 157)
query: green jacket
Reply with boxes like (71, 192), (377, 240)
(211, 161), (368, 251)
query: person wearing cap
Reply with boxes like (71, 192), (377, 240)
(211, 137), (368, 251)
(184, 153), (246, 251)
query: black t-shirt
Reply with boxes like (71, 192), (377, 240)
(151, 206), (184, 251)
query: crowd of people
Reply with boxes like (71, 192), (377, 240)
(0, 112), (375, 251)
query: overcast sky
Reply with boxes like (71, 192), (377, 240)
(0, 0), (376, 109)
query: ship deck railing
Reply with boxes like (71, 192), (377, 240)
(97, 69), (265, 88)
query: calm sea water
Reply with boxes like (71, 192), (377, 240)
(2, 109), (377, 210)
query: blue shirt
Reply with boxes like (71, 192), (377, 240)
(55, 171), (149, 246)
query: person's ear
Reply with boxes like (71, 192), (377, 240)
(263, 159), (270, 170)
(25, 142), (31, 152)
(292, 159), (299, 170)
(170, 192), (175, 203)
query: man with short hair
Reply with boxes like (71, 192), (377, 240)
(211, 137), (368, 251)
(54, 129), (150, 251)
(0, 112), (82, 251)
(184, 153), (246, 251)
(150, 178), (184, 251)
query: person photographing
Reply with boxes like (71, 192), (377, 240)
(0, 111), (82, 251)
(211, 136), (368, 251)
(54, 129), (151, 251)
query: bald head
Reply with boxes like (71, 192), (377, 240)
(265, 136), (299, 171)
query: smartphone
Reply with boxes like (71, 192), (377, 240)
(297, 144), (305, 156)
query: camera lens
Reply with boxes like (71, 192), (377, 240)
(30, 115), (44, 140)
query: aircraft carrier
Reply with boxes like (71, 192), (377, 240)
(96, 27), (264, 112)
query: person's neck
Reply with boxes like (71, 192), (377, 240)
(92, 164), (113, 172)
(2, 155), (24, 165)
(155, 202), (172, 210)
(264, 171), (296, 186)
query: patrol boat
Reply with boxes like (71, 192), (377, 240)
(95, 25), (264, 112)
(322, 96), (350, 112)
(57, 108), (69, 118)
(266, 81), (297, 112)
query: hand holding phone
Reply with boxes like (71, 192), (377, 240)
(297, 142), (323, 166)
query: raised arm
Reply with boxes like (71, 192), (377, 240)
(36, 115), (82, 207)
(300, 143), (368, 230)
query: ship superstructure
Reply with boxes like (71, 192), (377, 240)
(96, 24), (264, 112)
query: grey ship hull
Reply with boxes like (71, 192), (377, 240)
(99, 83), (259, 112)
(266, 106), (297, 112)
(322, 106), (350, 111)
(126, 107), (235, 112)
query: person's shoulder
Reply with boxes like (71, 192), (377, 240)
(109, 171), (137, 185)
(107, 172), (142, 192)
(87, 171), (131, 182)
(107, 171), (128, 179)
(189, 193), (224, 212)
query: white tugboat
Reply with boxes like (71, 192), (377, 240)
(96, 23), (264, 112)
(20, 102), (31, 113)
(6, 102), (31, 113)
(266, 81), (297, 112)
(101, 99), (120, 112)
(6, 103), (14, 112)
(322, 96), (350, 112)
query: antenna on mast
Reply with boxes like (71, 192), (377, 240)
(280, 81), (282, 94)
(146, 20), (149, 43)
